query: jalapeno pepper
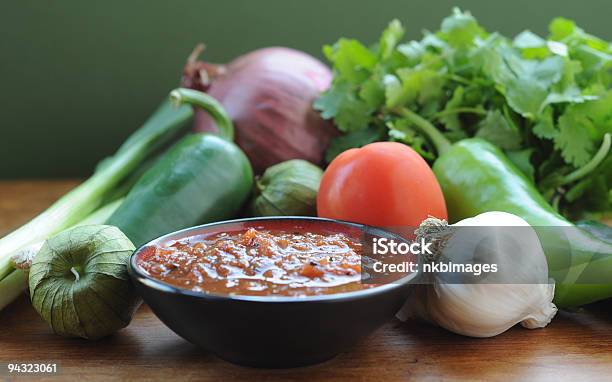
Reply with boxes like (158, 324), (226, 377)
(107, 89), (253, 247)
(401, 108), (612, 308)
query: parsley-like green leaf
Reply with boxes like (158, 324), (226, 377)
(556, 110), (595, 167)
(385, 67), (445, 108)
(316, 9), (612, 219)
(324, 39), (377, 84)
(379, 19), (405, 59)
(513, 30), (550, 59)
(440, 8), (486, 48)
(359, 76), (386, 108)
(549, 18), (576, 41)
(314, 82), (373, 132)
(476, 109), (522, 150)
(325, 127), (385, 162)
(533, 107), (558, 140)
(387, 118), (435, 160)
(439, 86), (465, 132)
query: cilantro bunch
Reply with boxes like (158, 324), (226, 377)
(315, 8), (612, 220)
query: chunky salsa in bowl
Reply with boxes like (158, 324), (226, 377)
(128, 217), (417, 368)
(136, 223), (375, 298)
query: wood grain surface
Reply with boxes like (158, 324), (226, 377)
(1, 180), (611, 382)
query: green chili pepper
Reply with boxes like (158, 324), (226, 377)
(400, 108), (612, 308)
(107, 89), (253, 247)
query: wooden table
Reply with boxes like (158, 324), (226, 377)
(1, 180), (612, 382)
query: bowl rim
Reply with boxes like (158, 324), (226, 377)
(128, 216), (418, 303)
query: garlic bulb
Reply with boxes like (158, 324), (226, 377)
(397, 211), (557, 337)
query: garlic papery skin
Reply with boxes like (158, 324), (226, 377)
(397, 211), (558, 338)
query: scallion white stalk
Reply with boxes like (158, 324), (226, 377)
(0, 270), (27, 310)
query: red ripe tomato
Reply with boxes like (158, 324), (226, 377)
(317, 142), (447, 227)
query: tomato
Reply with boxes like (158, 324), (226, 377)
(317, 142), (447, 227)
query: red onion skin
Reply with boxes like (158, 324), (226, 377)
(182, 47), (337, 174)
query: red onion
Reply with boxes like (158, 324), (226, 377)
(181, 45), (337, 173)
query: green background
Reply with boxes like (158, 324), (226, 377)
(1, 0), (610, 178)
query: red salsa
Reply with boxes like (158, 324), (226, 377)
(137, 228), (375, 297)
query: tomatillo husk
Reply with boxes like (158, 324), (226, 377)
(250, 159), (323, 216)
(29, 225), (141, 340)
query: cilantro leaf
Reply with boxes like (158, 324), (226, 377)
(556, 110), (595, 167)
(481, 45), (565, 118)
(324, 39), (377, 84)
(550, 17), (610, 53)
(476, 109), (522, 150)
(379, 19), (405, 59)
(314, 82), (346, 120)
(504, 77), (549, 119)
(549, 17), (576, 41)
(532, 107), (558, 140)
(568, 91), (612, 139)
(314, 82), (373, 132)
(317, 9), (612, 219)
(325, 127), (385, 162)
(385, 67), (445, 108)
(439, 86), (465, 133)
(387, 118), (435, 160)
(440, 8), (486, 48)
(359, 77), (386, 109)
(513, 30), (550, 59)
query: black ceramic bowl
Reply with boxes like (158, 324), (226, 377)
(128, 217), (416, 368)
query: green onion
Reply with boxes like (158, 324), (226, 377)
(0, 270), (27, 310)
(0, 100), (192, 309)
